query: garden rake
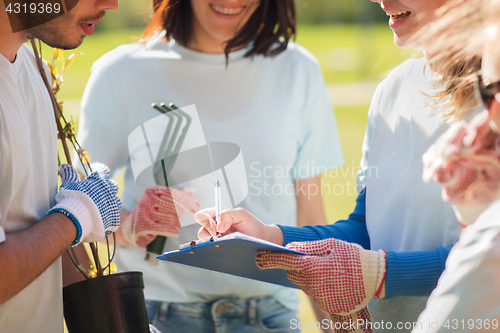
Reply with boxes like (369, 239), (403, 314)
(144, 103), (192, 264)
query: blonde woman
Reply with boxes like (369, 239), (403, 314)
(412, 0), (500, 330)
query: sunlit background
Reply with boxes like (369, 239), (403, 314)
(43, 1), (421, 332)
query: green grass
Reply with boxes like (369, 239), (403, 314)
(296, 25), (420, 84)
(40, 24), (420, 100)
(39, 28), (144, 100)
(321, 104), (369, 224)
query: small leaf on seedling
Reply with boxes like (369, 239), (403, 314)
(80, 155), (91, 163)
(64, 52), (82, 72)
(77, 149), (89, 155)
(54, 48), (64, 63)
(77, 149), (91, 163)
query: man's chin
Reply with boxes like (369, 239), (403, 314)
(25, 20), (85, 50)
(32, 33), (85, 50)
(44, 38), (84, 50)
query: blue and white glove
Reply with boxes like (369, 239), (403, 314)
(48, 163), (121, 246)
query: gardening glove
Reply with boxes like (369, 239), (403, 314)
(48, 163), (121, 246)
(330, 307), (372, 333)
(256, 238), (386, 316)
(120, 186), (200, 248)
(423, 111), (500, 226)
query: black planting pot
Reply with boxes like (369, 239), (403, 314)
(63, 271), (149, 333)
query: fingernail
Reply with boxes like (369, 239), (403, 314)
(210, 221), (217, 230)
(216, 221), (225, 232)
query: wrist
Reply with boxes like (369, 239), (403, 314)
(452, 203), (490, 227)
(46, 211), (79, 246)
(266, 225), (285, 246)
(359, 248), (387, 299)
(49, 209), (82, 246)
(50, 190), (104, 245)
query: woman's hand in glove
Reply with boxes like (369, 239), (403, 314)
(256, 238), (386, 316)
(120, 186), (200, 248)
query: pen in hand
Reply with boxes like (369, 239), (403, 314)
(178, 181), (221, 250)
(215, 180), (222, 238)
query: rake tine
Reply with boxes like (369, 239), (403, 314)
(165, 110), (191, 173)
(146, 102), (193, 264)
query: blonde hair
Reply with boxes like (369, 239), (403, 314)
(418, 0), (500, 120)
(428, 55), (481, 120)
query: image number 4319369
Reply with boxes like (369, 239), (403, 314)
(4, 0), (79, 33)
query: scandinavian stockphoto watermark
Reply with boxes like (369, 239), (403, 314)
(128, 104), (249, 227)
(290, 318), (499, 331)
(4, 0), (78, 32)
(249, 161), (378, 199)
(290, 318), (424, 331)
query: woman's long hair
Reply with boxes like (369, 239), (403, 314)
(418, 0), (500, 120)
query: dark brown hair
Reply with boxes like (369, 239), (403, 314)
(142, 0), (296, 61)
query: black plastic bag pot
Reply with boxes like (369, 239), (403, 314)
(63, 271), (149, 333)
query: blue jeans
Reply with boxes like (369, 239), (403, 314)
(146, 296), (299, 333)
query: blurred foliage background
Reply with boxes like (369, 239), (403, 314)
(95, 0), (392, 31)
(46, 1), (423, 332)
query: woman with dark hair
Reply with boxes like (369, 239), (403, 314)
(76, 0), (344, 332)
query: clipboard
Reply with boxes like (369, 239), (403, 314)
(156, 232), (307, 289)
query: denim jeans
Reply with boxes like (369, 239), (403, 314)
(146, 296), (299, 333)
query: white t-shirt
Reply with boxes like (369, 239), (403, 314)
(77, 35), (344, 307)
(0, 44), (62, 332)
(413, 200), (500, 333)
(357, 57), (462, 331)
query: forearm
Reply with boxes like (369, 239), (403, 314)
(0, 212), (76, 304)
(384, 246), (451, 299)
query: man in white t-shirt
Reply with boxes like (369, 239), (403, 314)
(0, 1), (120, 332)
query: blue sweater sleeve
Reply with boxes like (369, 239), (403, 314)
(278, 190), (370, 249)
(278, 188), (452, 298)
(384, 246), (451, 299)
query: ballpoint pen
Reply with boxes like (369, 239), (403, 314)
(178, 180), (222, 250)
(214, 179), (222, 239)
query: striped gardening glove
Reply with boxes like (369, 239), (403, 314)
(256, 238), (386, 322)
(423, 111), (500, 226)
(120, 186), (200, 248)
(48, 163), (121, 246)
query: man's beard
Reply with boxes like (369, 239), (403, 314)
(23, 12), (83, 50)
(22, 11), (105, 50)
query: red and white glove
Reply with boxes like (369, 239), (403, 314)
(120, 186), (200, 248)
(423, 111), (500, 226)
(256, 238), (386, 316)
